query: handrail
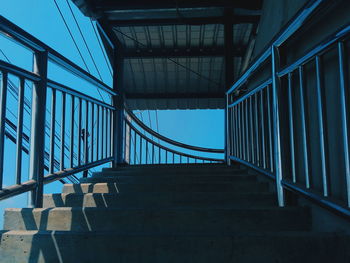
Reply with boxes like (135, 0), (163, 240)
(0, 15), (116, 96)
(0, 15), (115, 207)
(126, 109), (224, 154)
(126, 119), (223, 163)
(225, 0), (350, 219)
(226, 0), (326, 95)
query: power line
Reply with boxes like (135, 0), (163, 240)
(65, 0), (103, 81)
(53, 0), (90, 73)
(63, 0), (106, 103)
(89, 18), (113, 77)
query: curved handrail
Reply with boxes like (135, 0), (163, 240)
(126, 120), (224, 163)
(125, 109), (224, 154)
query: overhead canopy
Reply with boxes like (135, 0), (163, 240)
(73, 0), (263, 110)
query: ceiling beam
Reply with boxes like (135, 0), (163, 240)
(123, 46), (245, 58)
(126, 92), (224, 100)
(109, 15), (260, 27)
(93, 0), (262, 11)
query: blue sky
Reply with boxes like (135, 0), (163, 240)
(0, 0), (224, 226)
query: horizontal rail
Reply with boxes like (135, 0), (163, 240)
(0, 60), (40, 82)
(226, 0), (326, 95)
(126, 109), (224, 154)
(47, 79), (116, 110)
(277, 23), (350, 77)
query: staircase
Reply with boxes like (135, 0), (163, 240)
(0, 164), (349, 262)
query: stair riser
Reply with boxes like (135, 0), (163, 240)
(2, 231), (347, 263)
(62, 182), (270, 194)
(4, 208), (310, 232)
(80, 175), (256, 184)
(43, 193), (276, 208)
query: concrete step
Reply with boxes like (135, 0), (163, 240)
(106, 163), (239, 171)
(42, 192), (276, 208)
(4, 207), (310, 232)
(62, 182), (270, 194)
(92, 169), (246, 178)
(79, 174), (257, 184)
(101, 165), (243, 174)
(1, 230), (348, 263)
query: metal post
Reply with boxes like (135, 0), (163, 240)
(0, 72), (7, 189)
(70, 95), (75, 168)
(287, 73), (296, 183)
(260, 90), (266, 170)
(112, 51), (125, 166)
(271, 46), (285, 207)
(29, 51), (48, 208)
(60, 92), (66, 171)
(15, 78), (25, 184)
(338, 41), (350, 207)
(315, 56), (328, 197)
(225, 94), (231, 165)
(298, 65), (310, 189)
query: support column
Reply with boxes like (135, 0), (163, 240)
(29, 51), (48, 208)
(112, 50), (125, 167)
(224, 12), (234, 165)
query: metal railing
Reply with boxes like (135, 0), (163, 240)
(124, 110), (224, 164)
(0, 15), (224, 208)
(0, 15), (115, 207)
(226, 0), (350, 218)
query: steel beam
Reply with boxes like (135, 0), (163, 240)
(123, 47), (245, 58)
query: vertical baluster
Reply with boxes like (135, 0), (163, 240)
(242, 100), (246, 160)
(267, 85), (273, 172)
(134, 130), (137, 165)
(152, 144), (155, 164)
(145, 140), (148, 164)
(15, 78), (25, 184)
(49, 89), (56, 173)
(260, 89), (266, 170)
(255, 93), (260, 166)
(298, 66), (310, 189)
(187, 156), (189, 164)
(105, 107), (108, 158)
(90, 103), (94, 162)
(245, 99), (250, 162)
(172, 152), (175, 164)
(315, 56), (329, 196)
(70, 95), (75, 168)
(180, 155), (182, 164)
(96, 105), (100, 161)
(0, 72), (7, 189)
(234, 106), (238, 157)
(128, 124), (131, 164)
(109, 109), (112, 157)
(237, 104), (240, 159)
(101, 107), (104, 159)
(139, 136), (142, 164)
(159, 147), (161, 164)
(287, 73), (296, 183)
(165, 150), (168, 164)
(77, 98), (82, 166)
(84, 101), (89, 166)
(249, 96), (255, 164)
(338, 42), (350, 206)
(60, 92), (66, 171)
